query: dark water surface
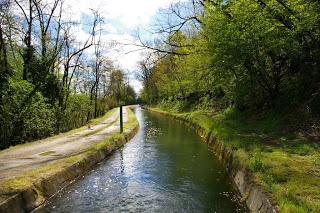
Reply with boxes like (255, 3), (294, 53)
(41, 107), (247, 212)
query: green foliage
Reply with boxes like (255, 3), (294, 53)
(249, 153), (266, 172)
(141, 0), (320, 117)
(0, 80), (55, 148)
(58, 94), (93, 132)
(0, 79), (115, 149)
(0, 2), (137, 150)
(22, 92), (55, 139)
(204, 0), (320, 109)
(104, 96), (118, 109)
(157, 97), (187, 113)
(0, 60), (133, 149)
(106, 69), (137, 106)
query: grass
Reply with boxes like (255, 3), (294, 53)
(0, 155), (83, 194)
(0, 108), (119, 154)
(124, 107), (139, 130)
(0, 107), (139, 203)
(150, 106), (320, 212)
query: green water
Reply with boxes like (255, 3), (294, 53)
(41, 107), (247, 212)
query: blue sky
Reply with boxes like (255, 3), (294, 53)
(63, 0), (182, 93)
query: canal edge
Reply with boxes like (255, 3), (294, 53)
(142, 106), (278, 213)
(0, 109), (140, 213)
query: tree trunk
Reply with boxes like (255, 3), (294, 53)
(94, 81), (98, 118)
(22, 0), (33, 81)
(0, 21), (10, 105)
(0, 22), (9, 76)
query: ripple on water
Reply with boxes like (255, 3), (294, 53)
(40, 108), (247, 213)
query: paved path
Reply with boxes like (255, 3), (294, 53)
(0, 108), (128, 180)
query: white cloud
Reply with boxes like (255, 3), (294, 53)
(12, 0), (181, 94)
(61, 0), (181, 93)
(64, 0), (178, 27)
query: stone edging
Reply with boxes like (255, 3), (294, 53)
(0, 121), (139, 213)
(143, 107), (278, 213)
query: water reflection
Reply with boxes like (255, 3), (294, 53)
(40, 107), (247, 212)
(120, 149), (124, 175)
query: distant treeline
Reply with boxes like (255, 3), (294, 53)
(0, 0), (136, 149)
(139, 0), (319, 125)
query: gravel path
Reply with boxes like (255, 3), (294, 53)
(0, 108), (128, 180)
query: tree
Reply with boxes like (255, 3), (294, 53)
(139, 0), (320, 113)
(0, 0), (11, 97)
(14, 0), (35, 81)
(56, 9), (101, 128)
(91, 11), (104, 118)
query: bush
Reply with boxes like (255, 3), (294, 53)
(249, 154), (266, 172)
(158, 97), (187, 112)
(58, 95), (92, 132)
(0, 79), (55, 148)
(23, 92), (55, 139)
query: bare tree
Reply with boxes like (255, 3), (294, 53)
(53, 10), (101, 129)
(13, 0), (35, 80)
(92, 11), (103, 118)
(122, 0), (204, 57)
(32, 0), (63, 70)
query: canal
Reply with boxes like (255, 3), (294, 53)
(40, 107), (247, 212)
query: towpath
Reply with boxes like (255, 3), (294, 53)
(0, 107), (128, 180)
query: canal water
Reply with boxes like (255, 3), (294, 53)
(40, 107), (247, 212)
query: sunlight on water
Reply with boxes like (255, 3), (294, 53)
(39, 107), (247, 212)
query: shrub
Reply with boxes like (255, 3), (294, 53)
(0, 80), (55, 147)
(249, 154), (266, 172)
(23, 92), (55, 139)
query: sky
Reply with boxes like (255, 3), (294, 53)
(63, 0), (180, 94)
